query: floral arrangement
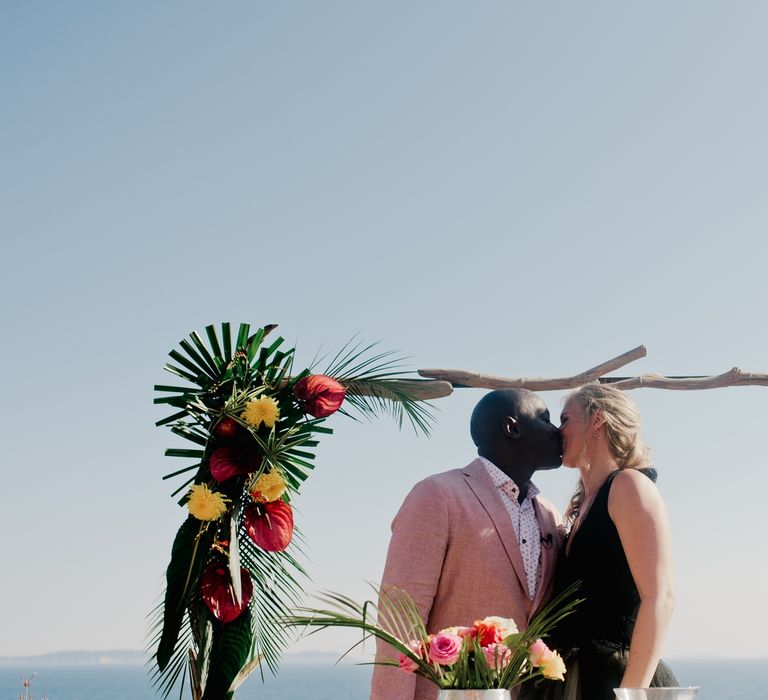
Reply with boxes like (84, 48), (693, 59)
(149, 323), (435, 700)
(393, 617), (566, 688)
(287, 583), (580, 691)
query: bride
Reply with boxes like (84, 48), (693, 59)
(541, 384), (678, 700)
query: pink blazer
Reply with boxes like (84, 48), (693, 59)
(370, 458), (564, 700)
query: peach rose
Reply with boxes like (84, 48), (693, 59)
(540, 650), (567, 680)
(441, 625), (476, 641)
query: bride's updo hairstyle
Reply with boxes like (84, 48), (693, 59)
(564, 383), (652, 527)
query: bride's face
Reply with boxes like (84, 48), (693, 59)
(559, 398), (590, 468)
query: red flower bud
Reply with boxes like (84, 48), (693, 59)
(293, 374), (346, 418)
(200, 562), (253, 623)
(244, 500), (294, 552)
(213, 417), (240, 439)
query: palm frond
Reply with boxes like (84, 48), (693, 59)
(284, 585), (443, 686)
(319, 338), (436, 436)
(237, 534), (308, 676)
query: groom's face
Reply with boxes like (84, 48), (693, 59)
(511, 395), (563, 470)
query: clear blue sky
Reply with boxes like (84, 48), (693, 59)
(1, 1), (767, 661)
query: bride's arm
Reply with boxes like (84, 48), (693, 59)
(609, 469), (676, 688)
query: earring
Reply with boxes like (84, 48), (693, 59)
(592, 431), (598, 439)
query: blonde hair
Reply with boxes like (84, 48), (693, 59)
(564, 383), (652, 527)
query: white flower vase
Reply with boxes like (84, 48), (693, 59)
(437, 691), (512, 700)
(614, 688), (699, 700)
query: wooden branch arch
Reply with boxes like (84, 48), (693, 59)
(369, 346), (768, 401)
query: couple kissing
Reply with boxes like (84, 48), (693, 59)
(370, 385), (677, 700)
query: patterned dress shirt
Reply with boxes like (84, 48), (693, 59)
(479, 456), (542, 599)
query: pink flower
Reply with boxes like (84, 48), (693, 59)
(397, 651), (419, 673)
(482, 642), (512, 670)
(428, 631), (463, 666)
(397, 640), (423, 674)
(529, 638), (554, 667)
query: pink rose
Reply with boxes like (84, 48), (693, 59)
(397, 639), (423, 674)
(482, 642), (511, 669)
(397, 651), (419, 673)
(428, 631), (463, 666)
(529, 638), (554, 667)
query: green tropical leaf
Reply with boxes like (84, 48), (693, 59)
(164, 363), (199, 384)
(170, 425), (209, 447)
(164, 448), (205, 459)
(155, 384), (202, 394)
(201, 609), (254, 700)
(161, 463), (201, 481)
(235, 323), (251, 350)
(155, 518), (214, 672)
(169, 350), (213, 382)
(221, 322), (233, 360)
(190, 331), (223, 376)
(179, 339), (220, 382)
(205, 325), (224, 363)
(245, 327), (266, 363)
(155, 410), (189, 428)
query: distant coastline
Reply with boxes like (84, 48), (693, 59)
(2, 649), (766, 668)
(0, 649), (355, 667)
(0, 650), (143, 667)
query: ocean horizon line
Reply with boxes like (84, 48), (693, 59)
(1, 649), (766, 668)
(0, 649), (367, 668)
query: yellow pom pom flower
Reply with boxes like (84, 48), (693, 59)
(241, 396), (280, 428)
(187, 483), (230, 521)
(250, 469), (287, 503)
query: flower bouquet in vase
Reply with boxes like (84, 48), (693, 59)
(286, 582), (581, 699)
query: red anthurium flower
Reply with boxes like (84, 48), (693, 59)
(209, 446), (262, 483)
(293, 374), (346, 418)
(244, 500), (294, 552)
(200, 562), (253, 623)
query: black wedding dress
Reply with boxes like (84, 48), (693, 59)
(537, 469), (677, 700)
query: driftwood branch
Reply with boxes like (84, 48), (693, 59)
(418, 346), (647, 392)
(416, 347), (768, 396)
(609, 368), (768, 390)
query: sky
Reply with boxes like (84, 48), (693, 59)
(1, 0), (767, 666)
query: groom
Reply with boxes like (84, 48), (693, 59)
(370, 389), (564, 700)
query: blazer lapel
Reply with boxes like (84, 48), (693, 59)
(462, 459), (532, 604)
(531, 496), (558, 614)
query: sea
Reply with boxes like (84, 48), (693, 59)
(0, 660), (765, 700)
